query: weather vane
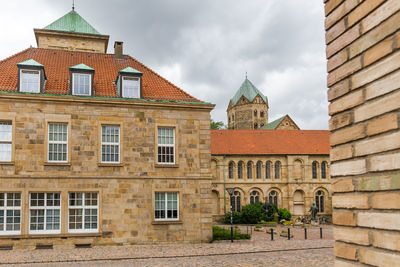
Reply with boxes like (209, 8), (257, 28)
(72, 0), (75, 11)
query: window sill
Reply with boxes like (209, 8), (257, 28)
(152, 220), (182, 225)
(0, 232), (102, 239)
(98, 163), (124, 167)
(44, 162), (71, 166)
(155, 164), (179, 168)
(0, 161), (14, 165)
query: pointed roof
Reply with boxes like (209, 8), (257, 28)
(231, 78), (267, 106)
(43, 10), (100, 35)
(17, 59), (43, 67)
(119, 67), (142, 74)
(70, 63), (94, 71)
(261, 115), (300, 130)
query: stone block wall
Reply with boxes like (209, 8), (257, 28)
(323, 0), (400, 266)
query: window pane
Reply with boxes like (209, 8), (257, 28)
(21, 70), (40, 93)
(73, 74), (90, 96)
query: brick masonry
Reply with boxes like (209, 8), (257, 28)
(324, 0), (400, 266)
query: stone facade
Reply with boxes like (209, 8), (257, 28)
(324, 0), (400, 266)
(211, 154), (331, 219)
(227, 95), (269, 130)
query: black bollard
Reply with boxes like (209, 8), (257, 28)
(288, 228), (291, 240)
(320, 227), (323, 239)
(271, 228), (274, 241)
(304, 228), (307, 240)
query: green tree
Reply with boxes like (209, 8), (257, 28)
(210, 119), (225, 129)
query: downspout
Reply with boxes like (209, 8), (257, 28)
(223, 155), (226, 214)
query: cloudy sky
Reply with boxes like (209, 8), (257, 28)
(0, 0), (329, 129)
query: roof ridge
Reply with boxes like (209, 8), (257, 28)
(126, 54), (202, 102)
(0, 47), (33, 65)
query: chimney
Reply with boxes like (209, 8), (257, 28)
(114, 41), (123, 59)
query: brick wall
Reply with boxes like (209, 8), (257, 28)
(324, 0), (400, 266)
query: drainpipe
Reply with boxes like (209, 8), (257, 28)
(223, 155), (226, 214)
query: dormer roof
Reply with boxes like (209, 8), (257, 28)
(231, 78), (267, 106)
(17, 59), (44, 67)
(119, 67), (142, 74)
(43, 10), (101, 35)
(70, 63), (94, 71)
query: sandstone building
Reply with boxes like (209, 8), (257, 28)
(0, 9), (214, 249)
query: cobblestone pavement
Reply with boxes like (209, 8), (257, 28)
(1, 226), (333, 267)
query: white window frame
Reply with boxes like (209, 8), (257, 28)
(72, 73), (91, 96)
(29, 192), (61, 234)
(122, 76), (140, 98)
(157, 127), (175, 165)
(0, 192), (21, 235)
(0, 122), (12, 162)
(47, 123), (68, 163)
(154, 192), (179, 221)
(20, 69), (40, 93)
(68, 192), (99, 233)
(101, 125), (120, 163)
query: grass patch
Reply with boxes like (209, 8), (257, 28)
(212, 226), (251, 241)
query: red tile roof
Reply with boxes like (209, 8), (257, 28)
(211, 130), (330, 155)
(0, 48), (201, 102)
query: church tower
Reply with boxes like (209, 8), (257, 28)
(227, 78), (269, 129)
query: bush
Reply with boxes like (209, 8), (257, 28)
(223, 211), (242, 224)
(212, 226), (251, 241)
(278, 208), (292, 222)
(241, 202), (263, 224)
(261, 203), (277, 222)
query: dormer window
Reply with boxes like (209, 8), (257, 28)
(17, 59), (46, 93)
(116, 67), (142, 99)
(69, 63), (94, 96)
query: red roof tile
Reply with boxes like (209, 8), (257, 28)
(0, 48), (201, 102)
(211, 130), (330, 155)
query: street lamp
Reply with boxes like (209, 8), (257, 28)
(226, 187), (236, 243)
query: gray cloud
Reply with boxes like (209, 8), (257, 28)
(0, 0), (328, 129)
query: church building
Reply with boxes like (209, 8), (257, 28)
(0, 9), (214, 248)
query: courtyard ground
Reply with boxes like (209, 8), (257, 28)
(0, 225), (333, 266)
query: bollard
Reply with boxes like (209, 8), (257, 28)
(304, 228), (307, 240)
(288, 228), (291, 240)
(271, 228), (274, 241)
(320, 227), (323, 239)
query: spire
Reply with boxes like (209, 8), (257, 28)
(72, 0), (75, 11)
(230, 78), (267, 106)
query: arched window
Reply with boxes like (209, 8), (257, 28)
(254, 123), (258, 129)
(247, 162), (253, 179)
(321, 162), (327, 179)
(260, 111), (264, 117)
(256, 161), (262, 179)
(238, 162), (243, 179)
(312, 161), (318, 179)
(315, 190), (325, 213)
(266, 161), (271, 179)
(274, 161), (281, 179)
(254, 110), (257, 117)
(268, 190), (278, 208)
(232, 115), (235, 121)
(230, 190), (241, 212)
(250, 191), (260, 204)
(228, 161), (234, 179)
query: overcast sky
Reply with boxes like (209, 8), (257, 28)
(0, 0), (328, 129)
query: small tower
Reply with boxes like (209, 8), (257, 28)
(227, 78), (269, 129)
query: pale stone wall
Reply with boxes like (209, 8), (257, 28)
(227, 96), (269, 129)
(211, 155), (332, 217)
(0, 94), (213, 248)
(36, 34), (107, 53)
(323, 0), (400, 266)
(275, 117), (299, 130)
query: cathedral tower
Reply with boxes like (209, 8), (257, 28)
(227, 78), (269, 129)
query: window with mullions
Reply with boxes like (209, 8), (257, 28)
(315, 190), (325, 213)
(230, 191), (241, 212)
(268, 190), (278, 208)
(0, 122), (12, 162)
(250, 191), (260, 204)
(68, 192), (98, 233)
(154, 192), (178, 221)
(0, 193), (21, 235)
(29, 193), (60, 234)
(21, 70), (40, 93)
(72, 73), (91, 96)
(101, 125), (120, 163)
(157, 128), (175, 164)
(122, 77), (140, 98)
(48, 123), (68, 162)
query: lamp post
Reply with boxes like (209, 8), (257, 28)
(226, 187), (236, 243)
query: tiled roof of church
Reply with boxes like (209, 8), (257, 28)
(0, 47), (202, 102)
(230, 78), (267, 106)
(43, 10), (101, 35)
(211, 130), (330, 155)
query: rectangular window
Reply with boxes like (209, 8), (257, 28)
(72, 73), (91, 96)
(0, 122), (12, 162)
(21, 70), (40, 93)
(157, 128), (175, 164)
(68, 192), (98, 233)
(154, 192), (178, 221)
(0, 193), (21, 235)
(48, 123), (68, 162)
(122, 77), (140, 98)
(101, 125), (120, 163)
(29, 193), (61, 234)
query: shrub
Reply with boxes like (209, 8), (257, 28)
(278, 208), (292, 221)
(241, 202), (263, 224)
(212, 226), (251, 240)
(223, 211), (242, 224)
